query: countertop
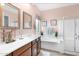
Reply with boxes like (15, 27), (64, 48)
(0, 34), (41, 56)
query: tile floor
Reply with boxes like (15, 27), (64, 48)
(38, 49), (73, 56)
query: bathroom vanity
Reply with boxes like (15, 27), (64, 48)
(0, 35), (41, 56)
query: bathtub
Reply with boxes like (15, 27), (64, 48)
(41, 35), (63, 43)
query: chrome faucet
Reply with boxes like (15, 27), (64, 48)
(19, 30), (24, 40)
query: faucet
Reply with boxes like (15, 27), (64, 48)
(19, 30), (24, 40)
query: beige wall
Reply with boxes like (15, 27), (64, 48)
(42, 4), (79, 20)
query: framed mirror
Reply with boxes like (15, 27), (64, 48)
(50, 19), (57, 26)
(41, 21), (47, 27)
(23, 11), (32, 29)
(2, 3), (20, 29)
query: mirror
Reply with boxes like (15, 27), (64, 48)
(50, 19), (57, 26)
(2, 3), (20, 29)
(23, 11), (32, 29)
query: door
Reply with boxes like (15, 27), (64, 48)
(32, 43), (37, 56)
(75, 19), (79, 52)
(64, 19), (75, 51)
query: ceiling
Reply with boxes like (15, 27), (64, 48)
(34, 3), (77, 11)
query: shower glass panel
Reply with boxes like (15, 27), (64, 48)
(35, 18), (41, 33)
(57, 20), (64, 38)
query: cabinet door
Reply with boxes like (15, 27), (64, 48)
(75, 19), (79, 52)
(32, 43), (37, 56)
(13, 43), (31, 56)
(20, 48), (31, 56)
(64, 19), (75, 51)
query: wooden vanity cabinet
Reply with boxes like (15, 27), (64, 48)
(7, 36), (41, 56)
(19, 48), (31, 56)
(13, 42), (31, 56)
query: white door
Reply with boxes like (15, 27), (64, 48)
(75, 19), (79, 52)
(64, 19), (75, 51)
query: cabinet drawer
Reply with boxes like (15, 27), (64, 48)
(20, 48), (31, 56)
(13, 43), (31, 56)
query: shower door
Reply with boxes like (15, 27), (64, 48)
(64, 19), (75, 52)
(75, 19), (79, 52)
